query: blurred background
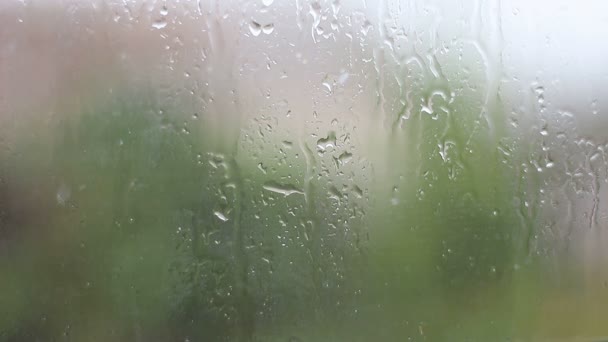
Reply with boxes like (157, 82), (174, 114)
(1, 0), (608, 341)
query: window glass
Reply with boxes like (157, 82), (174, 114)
(1, 1), (608, 340)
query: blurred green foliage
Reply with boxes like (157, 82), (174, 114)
(0, 88), (601, 342)
(0, 96), (243, 341)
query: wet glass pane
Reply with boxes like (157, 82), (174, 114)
(1, 0), (608, 341)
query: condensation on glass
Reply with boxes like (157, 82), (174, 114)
(1, 0), (608, 341)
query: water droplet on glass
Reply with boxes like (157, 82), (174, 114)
(56, 183), (71, 206)
(214, 211), (229, 222)
(258, 163), (267, 174)
(160, 5), (168, 16)
(391, 187), (400, 205)
(262, 23), (275, 35)
(249, 21), (262, 36)
(361, 20), (373, 36)
(317, 131), (337, 152)
(336, 151), (353, 166)
(322, 81), (332, 94)
(352, 185), (364, 198)
(152, 19), (167, 29)
(263, 181), (304, 197)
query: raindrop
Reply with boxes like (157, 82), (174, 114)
(534, 85), (545, 110)
(329, 186), (342, 202)
(352, 185), (364, 198)
(309, 2), (322, 19)
(214, 211), (229, 222)
(262, 23), (275, 35)
(317, 131), (337, 152)
(258, 163), (268, 174)
(591, 99), (599, 115)
(56, 183), (71, 206)
(361, 20), (373, 36)
(391, 186), (399, 205)
(263, 181), (304, 197)
(152, 19), (167, 29)
(249, 21), (262, 36)
(336, 151), (353, 165)
(160, 5), (168, 16)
